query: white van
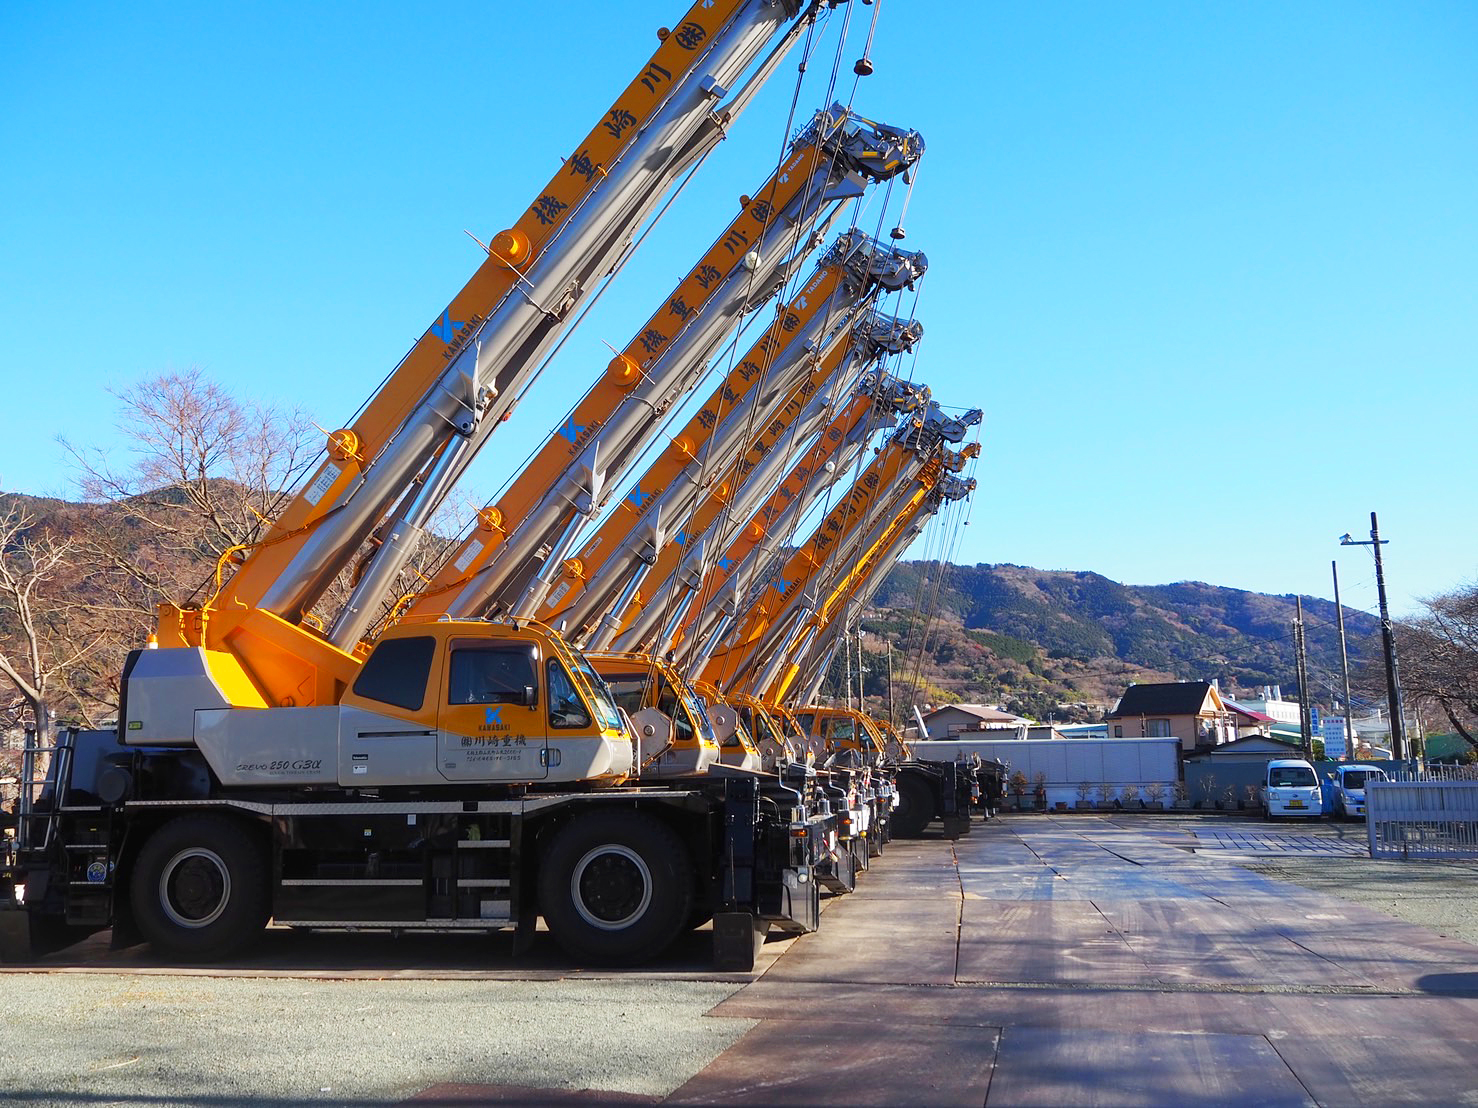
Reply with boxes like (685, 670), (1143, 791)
(1264, 758), (1322, 819)
(1332, 764), (1387, 819)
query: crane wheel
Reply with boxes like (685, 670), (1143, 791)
(891, 775), (936, 839)
(538, 810), (693, 966)
(129, 816), (269, 962)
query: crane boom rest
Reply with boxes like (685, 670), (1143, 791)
(0, 1), (873, 973)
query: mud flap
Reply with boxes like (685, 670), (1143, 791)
(0, 904), (32, 963)
(941, 813), (970, 841)
(818, 842), (857, 894)
(712, 912), (770, 971)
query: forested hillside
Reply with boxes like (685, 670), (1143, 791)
(852, 562), (1382, 721)
(4, 479), (1382, 730)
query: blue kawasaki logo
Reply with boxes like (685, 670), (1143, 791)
(431, 308), (467, 343)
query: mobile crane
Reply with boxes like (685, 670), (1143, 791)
(2, 0), (894, 971)
(682, 410), (987, 837)
(780, 465), (995, 836)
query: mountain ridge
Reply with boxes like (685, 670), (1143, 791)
(863, 561), (1382, 720)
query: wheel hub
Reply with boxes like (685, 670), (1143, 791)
(571, 845), (652, 931)
(159, 848), (231, 929)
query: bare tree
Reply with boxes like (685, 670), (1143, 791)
(0, 501), (95, 736)
(1398, 582), (1478, 750)
(62, 368), (319, 609)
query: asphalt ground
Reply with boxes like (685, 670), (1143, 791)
(3, 812), (1477, 1106)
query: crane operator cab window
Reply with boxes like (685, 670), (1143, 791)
(438, 641), (548, 781)
(827, 716), (857, 750)
(655, 679), (697, 744)
(547, 659), (591, 729)
(449, 647), (537, 706)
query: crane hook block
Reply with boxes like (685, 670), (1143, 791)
(606, 353), (641, 386)
(490, 228), (531, 269)
(327, 429), (361, 462)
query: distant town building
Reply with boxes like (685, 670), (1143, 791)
(1223, 700), (1277, 740)
(1104, 681), (1235, 752)
(920, 704), (1030, 738)
(1234, 686), (1302, 726)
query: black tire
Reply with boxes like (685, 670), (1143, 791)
(538, 810), (693, 966)
(891, 774), (936, 839)
(129, 815), (269, 962)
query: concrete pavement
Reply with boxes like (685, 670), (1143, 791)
(655, 814), (1478, 1106)
(5, 813), (1478, 1105)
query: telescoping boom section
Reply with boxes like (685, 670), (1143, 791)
(700, 405), (982, 694)
(407, 111), (924, 628)
(152, 0), (833, 713)
(526, 239), (928, 645)
(617, 352), (930, 657)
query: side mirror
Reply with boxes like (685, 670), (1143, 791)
(522, 685), (538, 709)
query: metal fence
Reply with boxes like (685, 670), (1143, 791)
(1366, 780), (1478, 859)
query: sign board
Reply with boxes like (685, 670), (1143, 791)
(1321, 716), (1349, 760)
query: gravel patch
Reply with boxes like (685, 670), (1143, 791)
(0, 974), (753, 1106)
(1242, 856), (1478, 946)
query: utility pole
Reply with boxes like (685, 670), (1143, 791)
(1294, 597), (1314, 760)
(1332, 560), (1356, 762)
(1340, 512), (1406, 760)
(886, 641), (895, 728)
(843, 632), (853, 710)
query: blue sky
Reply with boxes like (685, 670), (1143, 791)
(2, 1), (1474, 621)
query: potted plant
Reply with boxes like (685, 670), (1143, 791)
(1221, 785), (1236, 811)
(1096, 781), (1115, 810)
(1199, 773), (1218, 810)
(1076, 780), (1093, 810)
(1119, 784), (1140, 810)
(1009, 770), (1029, 811)
(1032, 771), (1048, 812)
(1143, 781), (1166, 810)
(1243, 784), (1259, 811)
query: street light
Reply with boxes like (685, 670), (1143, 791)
(1339, 512), (1406, 761)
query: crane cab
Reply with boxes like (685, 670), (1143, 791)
(792, 706), (887, 765)
(583, 652), (720, 778)
(126, 620), (635, 789)
(690, 681), (762, 772)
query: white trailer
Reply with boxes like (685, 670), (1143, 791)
(911, 738), (1182, 809)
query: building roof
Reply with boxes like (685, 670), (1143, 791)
(922, 704), (1026, 726)
(1106, 681), (1220, 720)
(1223, 700), (1277, 724)
(1203, 734), (1300, 755)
